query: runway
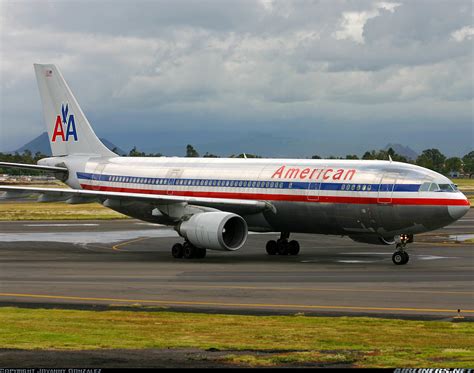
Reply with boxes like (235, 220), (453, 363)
(0, 210), (473, 318)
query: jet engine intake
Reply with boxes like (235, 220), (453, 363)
(177, 212), (248, 251)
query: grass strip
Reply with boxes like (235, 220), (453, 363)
(0, 307), (472, 367)
(0, 202), (127, 220)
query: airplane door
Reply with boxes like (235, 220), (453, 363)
(166, 168), (182, 195)
(377, 172), (397, 204)
(307, 180), (321, 201)
(91, 163), (106, 191)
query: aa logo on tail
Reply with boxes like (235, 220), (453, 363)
(52, 103), (78, 142)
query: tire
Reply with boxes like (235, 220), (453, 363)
(392, 251), (405, 265)
(266, 240), (278, 255)
(183, 243), (196, 259)
(277, 239), (289, 255)
(171, 243), (184, 258)
(402, 251), (409, 264)
(288, 240), (300, 255)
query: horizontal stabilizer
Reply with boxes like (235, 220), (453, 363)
(0, 162), (68, 173)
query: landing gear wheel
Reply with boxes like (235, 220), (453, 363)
(392, 251), (408, 265)
(277, 239), (289, 255)
(183, 242), (196, 259)
(172, 243), (184, 258)
(288, 240), (300, 255)
(266, 240), (278, 255)
(402, 251), (409, 264)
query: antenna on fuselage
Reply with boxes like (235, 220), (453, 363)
(243, 153), (248, 159)
(389, 155), (393, 163)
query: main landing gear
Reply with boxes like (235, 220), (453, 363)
(392, 234), (412, 265)
(172, 241), (206, 259)
(266, 232), (300, 256)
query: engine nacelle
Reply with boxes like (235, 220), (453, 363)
(349, 235), (396, 245)
(177, 212), (248, 251)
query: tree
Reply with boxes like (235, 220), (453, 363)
(0, 150), (48, 175)
(462, 151), (474, 178)
(128, 146), (162, 157)
(445, 157), (462, 174)
(416, 148), (446, 173)
(203, 152), (219, 158)
(311, 155), (321, 159)
(186, 144), (199, 157)
(129, 146), (145, 157)
(345, 154), (359, 160)
(362, 151), (376, 160)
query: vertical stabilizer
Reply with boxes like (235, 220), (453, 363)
(34, 64), (116, 157)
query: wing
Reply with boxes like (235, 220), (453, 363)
(0, 185), (273, 215)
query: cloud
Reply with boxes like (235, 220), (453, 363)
(451, 26), (474, 42)
(333, 2), (401, 44)
(0, 0), (472, 157)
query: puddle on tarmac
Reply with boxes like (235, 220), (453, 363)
(449, 234), (474, 242)
(0, 229), (180, 244)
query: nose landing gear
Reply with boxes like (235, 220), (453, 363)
(392, 234), (412, 265)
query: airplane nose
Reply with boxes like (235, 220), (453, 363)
(448, 203), (470, 221)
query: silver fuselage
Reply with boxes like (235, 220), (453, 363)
(40, 156), (470, 240)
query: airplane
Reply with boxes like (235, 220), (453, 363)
(0, 64), (470, 265)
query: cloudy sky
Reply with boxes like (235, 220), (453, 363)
(0, 0), (472, 157)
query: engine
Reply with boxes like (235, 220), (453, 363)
(177, 212), (248, 251)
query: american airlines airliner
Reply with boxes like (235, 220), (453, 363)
(0, 64), (470, 265)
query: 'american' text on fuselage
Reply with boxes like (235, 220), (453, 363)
(271, 166), (356, 181)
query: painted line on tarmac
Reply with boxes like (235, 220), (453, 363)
(112, 237), (153, 251)
(0, 292), (472, 314)
(23, 223), (100, 227)
(117, 284), (473, 296)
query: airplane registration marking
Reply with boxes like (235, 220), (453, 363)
(0, 292), (472, 314)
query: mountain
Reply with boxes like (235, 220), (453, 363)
(14, 132), (52, 155)
(11, 132), (127, 156)
(384, 143), (419, 161)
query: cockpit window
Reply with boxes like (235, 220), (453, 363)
(419, 182), (431, 192)
(419, 182), (458, 193)
(438, 184), (455, 192)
